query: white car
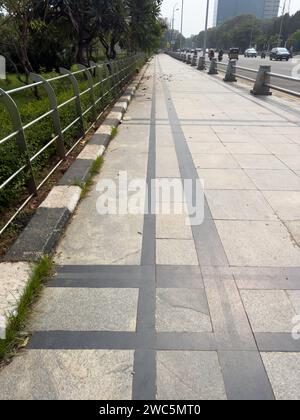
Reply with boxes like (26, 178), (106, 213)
(244, 48), (257, 58)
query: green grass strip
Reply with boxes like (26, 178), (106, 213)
(0, 256), (53, 363)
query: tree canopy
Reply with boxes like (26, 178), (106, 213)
(184, 11), (300, 52)
(0, 0), (164, 76)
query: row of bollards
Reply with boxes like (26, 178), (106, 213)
(167, 51), (272, 96)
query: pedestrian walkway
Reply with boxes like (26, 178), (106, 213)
(1, 54), (300, 400)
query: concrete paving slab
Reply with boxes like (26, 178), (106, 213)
(264, 143), (300, 155)
(188, 143), (228, 154)
(277, 155), (300, 171)
(192, 154), (239, 169)
(55, 213), (144, 266)
(206, 190), (276, 221)
(286, 221), (300, 246)
(156, 239), (199, 266)
(287, 290), (300, 314)
(0, 350), (134, 400)
(262, 353), (300, 400)
(156, 214), (193, 239)
(198, 169), (256, 190)
(263, 191), (300, 220)
(224, 143), (270, 155)
(217, 133), (253, 143)
(233, 154), (287, 170)
(30, 288), (138, 331)
(156, 148), (180, 178)
(157, 351), (226, 400)
(216, 220), (300, 267)
(245, 169), (300, 191)
(186, 133), (221, 143)
(254, 134), (293, 144)
(156, 288), (211, 333)
(240, 290), (296, 333)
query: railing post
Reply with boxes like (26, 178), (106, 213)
(208, 58), (218, 75)
(251, 65), (272, 96)
(197, 56), (206, 71)
(59, 67), (85, 136)
(77, 64), (97, 120)
(30, 73), (66, 159)
(0, 88), (37, 195)
(224, 60), (237, 82)
(186, 54), (191, 65)
(90, 61), (105, 112)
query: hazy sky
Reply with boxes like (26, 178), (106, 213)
(161, 0), (300, 37)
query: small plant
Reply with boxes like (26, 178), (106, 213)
(0, 256), (53, 363)
(111, 126), (118, 139)
(73, 156), (104, 199)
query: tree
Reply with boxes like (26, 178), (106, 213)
(289, 29), (300, 50)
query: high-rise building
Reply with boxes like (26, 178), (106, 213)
(213, 0), (280, 26)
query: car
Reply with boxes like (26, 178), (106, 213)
(244, 48), (257, 58)
(270, 47), (290, 61)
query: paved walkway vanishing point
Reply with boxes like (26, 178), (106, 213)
(1, 54), (300, 400)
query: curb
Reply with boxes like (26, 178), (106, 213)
(0, 61), (150, 339)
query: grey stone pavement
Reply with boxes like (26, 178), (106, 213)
(1, 54), (300, 400)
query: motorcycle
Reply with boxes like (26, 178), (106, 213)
(209, 50), (215, 61)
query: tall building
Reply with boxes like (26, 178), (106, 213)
(214, 0), (280, 26)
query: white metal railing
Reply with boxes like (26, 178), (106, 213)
(0, 54), (145, 235)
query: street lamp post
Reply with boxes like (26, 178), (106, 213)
(180, 0), (184, 51)
(171, 3), (179, 51)
(202, 0), (210, 59)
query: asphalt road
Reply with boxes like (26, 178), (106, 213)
(226, 55), (300, 95)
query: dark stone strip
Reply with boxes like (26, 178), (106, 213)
(56, 265), (144, 274)
(132, 59), (157, 400)
(51, 265), (153, 288)
(28, 330), (217, 351)
(28, 331), (137, 350)
(255, 333), (300, 352)
(49, 276), (140, 289)
(218, 351), (275, 400)
(132, 350), (157, 401)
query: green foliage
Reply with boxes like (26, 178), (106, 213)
(0, 0), (163, 71)
(185, 11), (300, 52)
(0, 256), (53, 363)
(289, 29), (300, 50)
